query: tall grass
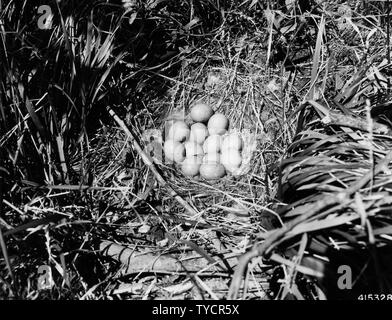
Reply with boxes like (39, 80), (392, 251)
(1, 0), (392, 300)
(0, 0), (269, 299)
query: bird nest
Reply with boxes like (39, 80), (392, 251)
(158, 110), (259, 179)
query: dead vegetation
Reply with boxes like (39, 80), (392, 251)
(1, 0), (392, 300)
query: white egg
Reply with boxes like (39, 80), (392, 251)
(189, 123), (209, 144)
(164, 140), (186, 163)
(207, 113), (229, 135)
(203, 135), (222, 154)
(202, 153), (220, 164)
(167, 121), (190, 142)
(221, 133), (243, 151)
(190, 103), (214, 122)
(200, 163), (226, 180)
(181, 156), (202, 177)
(184, 141), (204, 157)
(221, 148), (242, 172)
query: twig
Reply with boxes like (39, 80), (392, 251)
(107, 106), (198, 216)
(100, 240), (212, 273)
(321, 110), (389, 134)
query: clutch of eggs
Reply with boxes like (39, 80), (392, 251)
(163, 103), (243, 180)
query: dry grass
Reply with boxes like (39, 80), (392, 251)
(1, 0), (392, 300)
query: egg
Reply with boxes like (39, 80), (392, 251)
(200, 163), (226, 180)
(203, 135), (222, 154)
(221, 133), (243, 151)
(189, 123), (209, 144)
(164, 140), (186, 163)
(184, 141), (204, 157)
(207, 113), (229, 135)
(190, 103), (214, 123)
(221, 148), (242, 172)
(167, 121), (190, 142)
(203, 152), (220, 164)
(181, 156), (202, 177)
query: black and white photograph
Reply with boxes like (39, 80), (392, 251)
(1, 0), (392, 304)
